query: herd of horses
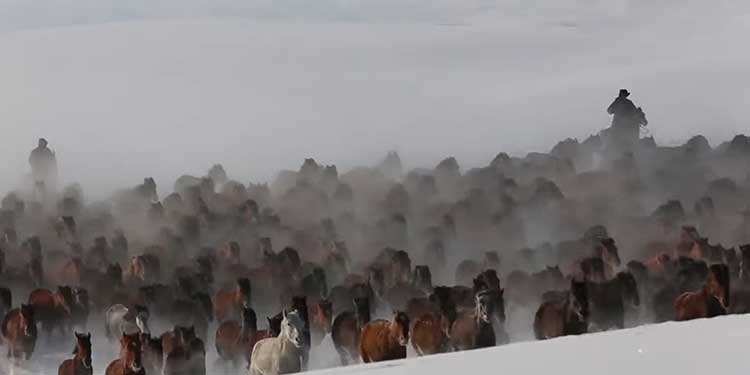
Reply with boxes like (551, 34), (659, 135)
(1, 133), (750, 374)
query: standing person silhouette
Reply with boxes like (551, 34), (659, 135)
(28, 138), (58, 196)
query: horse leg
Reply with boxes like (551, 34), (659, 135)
(335, 347), (349, 366)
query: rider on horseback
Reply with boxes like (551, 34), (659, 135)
(606, 89), (647, 154)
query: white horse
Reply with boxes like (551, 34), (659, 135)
(104, 304), (150, 342)
(250, 310), (305, 375)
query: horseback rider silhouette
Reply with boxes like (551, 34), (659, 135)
(606, 89), (647, 153)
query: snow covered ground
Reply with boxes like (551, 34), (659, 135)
(310, 315), (750, 375)
(3, 314), (749, 375)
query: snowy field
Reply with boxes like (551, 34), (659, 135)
(3, 313), (749, 374)
(310, 315), (750, 375)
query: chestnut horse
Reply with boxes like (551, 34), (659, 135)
(534, 279), (589, 340)
(309, 299), (333, 347)
(1, 304), (37, 360)
(449, 290), (499, 350)
(29, 286), (74, 338)
(331, 297), (370, 365)
(58, 332), (93, 375)
(105, 333), (144, 375)
(216, 306), (258, 368)
(410, 286), (458, 355)
(214, 278), (252, 322)
(360, 311), (410, 363)
(674, 264), (730, 321)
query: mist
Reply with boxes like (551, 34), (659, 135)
(1, 1), (749, 198)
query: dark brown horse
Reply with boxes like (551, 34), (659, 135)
(1, 304), (37, 360)
(105, 333), (144, 375)
(58, 332), (92, 375)
(140, 333), (163, 375)
(534, 279), (589, 340)
(449, 290), (500, 350)
(310, 299), (333, 347)
(360, 311), (410, 363)
(215, 306), (257, 368)
(674, 264), (730, 321)
(29, 286), (74, 337)
(163, 325), (206, 375)
(331, 297), (370, 365)
(587, 272), (640, 330)
(214, 278), (252, 322)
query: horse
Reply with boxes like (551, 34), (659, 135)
(674, 264), (730, 321)
(449, 290), (500, 351)
(214, 278), (252, 322)
(105, 304), (150, 342)
(0, 286), (11, 321)
(105, 333), (145, 375)
(410, 286), (457, 356)
(162, 325), (206, 375)
(309, 299), (333, 347)
(1, 304), (37, 361)
(331, 297), (370, 365)
(215, 306), (257, 368)
(587, 272), (640, 330)
(140, 333), (164, 375)
(250, 309), (306, 375)
(70, 287), (90, 330)
(28, 286), (75, 338)
(534, 279), (589, 340)
(255, 313), (284, 343)
(360, 311), (410, 363)
(58, 332), (93, 375)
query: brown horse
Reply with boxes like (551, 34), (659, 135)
(674, 264), (730, 321)
(449, 290), (499, 350)
(58, 332), (93, 375)
(105, 333), (144, 375)
(411, 287), (457, 356)
(331, 297), (370, 365)
(214, 278), (252, 322)
(215, 306), (257, 368)
(360, 311), (410, 363)
(309, 299), (333, 347)
(1, 304), (37, 360)
(534, 279), (589, 340)
(29, 286), (74, 338)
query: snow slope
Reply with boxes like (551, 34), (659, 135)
(310, 315), (750, 375)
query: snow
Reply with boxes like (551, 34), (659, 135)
(309, 315), (750, 375)
(4, 315), (749, 374)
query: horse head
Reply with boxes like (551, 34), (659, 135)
(120, 332), (143, 373)
(392, 311), (410, 346)
(73, 332), (92, 369)
(281, 310), (305, 348)
(20, 304), (35, 337)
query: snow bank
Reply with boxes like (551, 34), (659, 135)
(310, 315), (750, 375)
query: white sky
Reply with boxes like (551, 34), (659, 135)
(1, 1), (749, 197)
